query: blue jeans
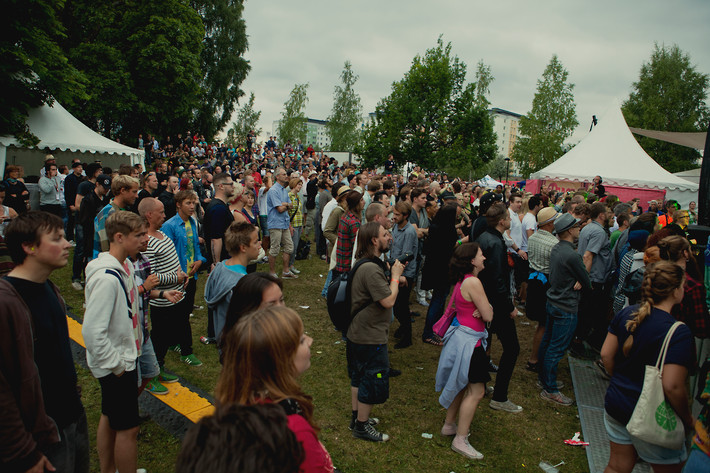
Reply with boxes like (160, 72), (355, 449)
(683, 448), (710, 472)
(289, 226), (302, 267)
(422, 283), (449, 340)
(538, 302), (577, 393)
(72, 223), (84, 281)
(322, 269), (333, 298)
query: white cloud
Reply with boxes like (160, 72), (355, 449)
(229, 0), (710, 145)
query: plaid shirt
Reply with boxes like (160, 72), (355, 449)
(335, 211), (360, 273)
(527, 229), (558, 275)
(289, 191), (303, 228)
(92, 201), (121, 260)
(672, 274), (709, 339)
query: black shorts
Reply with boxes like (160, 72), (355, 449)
(512, 254), (530, 287)
(526, 278), (549, 323)
(98, 369), (139, 431)
(468, 344), (492, 384)
(346, 341), (390, 405)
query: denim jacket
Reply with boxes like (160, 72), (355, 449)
(160, 214), (206, 279)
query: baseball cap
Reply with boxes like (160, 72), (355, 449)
(97, 174), (112, 189)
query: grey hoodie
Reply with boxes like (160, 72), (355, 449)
(204, 262), (246, 342)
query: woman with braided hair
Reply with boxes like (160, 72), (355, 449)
(600, 261), (695, 472)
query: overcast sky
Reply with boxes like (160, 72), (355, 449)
(231, 0), (710, 145)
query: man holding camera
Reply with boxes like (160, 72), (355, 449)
(390, 201), (418, 349)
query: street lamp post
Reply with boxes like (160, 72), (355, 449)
(505, 157), (511, 188)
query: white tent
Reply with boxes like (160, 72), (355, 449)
(476, 174), (504, 188)
(530, 103), (699, 206)
(0, 101), (143, 178)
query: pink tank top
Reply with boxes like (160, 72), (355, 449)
(454, 275), (486, 345)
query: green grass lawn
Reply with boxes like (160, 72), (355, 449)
(53, 241), (588, 473)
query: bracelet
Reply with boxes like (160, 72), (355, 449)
(391, 278), (399, 284)
(457, 239), (462, 246)
(158, 290), (164, 299)
(139, 284), (145, 295)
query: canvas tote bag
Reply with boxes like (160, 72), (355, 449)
(626, 321), (685, 450)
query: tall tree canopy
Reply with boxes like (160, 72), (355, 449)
(622, 43), (709, 172)
(512, 55), (578, 177)
(326, 61), (363, 151)
(226, 92), (261, 148)
(190, 0), (250, 140)
(357, 37), (496, 175)
(277, 83), (309, 145)
(2, 0), (87, 145)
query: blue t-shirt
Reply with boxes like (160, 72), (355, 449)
(604, 305), (694, 425)
(224, 263), (247, 275)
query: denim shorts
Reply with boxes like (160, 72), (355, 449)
(137, 337), (160, 381)
(604, 412), (687, 465)
(259, 215), (269, 236)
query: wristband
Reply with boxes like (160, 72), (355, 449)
(158, 290), (164, 299)
(391, 278), (399, 284)
(457, 239), (462, 246)
(139, 284), (145, 295)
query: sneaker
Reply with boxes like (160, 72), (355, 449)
(484, 385), (495, 397)
(180, 354), (203, 366)
(488, 360), (499, 373)
(352, 421), (389, 442)
(193, 305), (204, 310)
(169, 345), (181, 353)
(145, 379), (168, 395)
(289, 266), (301, 274)
(71, 281), (84, 291)
(281, 271), (298, 279)
(441, 422), (457, 436)
(320, 254), (327, 260)
(426, 290), (433, 300)
(200, 336), (216, 345)
(536, 379), (565, 390)
(540, 390), (574, 406)
(269, 272), (279, 279)
(159, 369), (179, 384)
(389, 368), (402, 377)
(417, 298), (429, 307)
(451, 436), (484, 460)
(349, 417), (380, 431)
(489, 399), (523, 413)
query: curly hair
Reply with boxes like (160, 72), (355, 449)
(622, 261), (684, 356)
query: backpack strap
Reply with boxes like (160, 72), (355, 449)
(347, 258), (385, 320)
(104, 269), (132, 320)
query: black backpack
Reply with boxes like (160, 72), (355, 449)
(295, 239), (311, 260)
(327, 258), (380, 332)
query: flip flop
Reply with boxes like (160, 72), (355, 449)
(423, 336), (443, 347)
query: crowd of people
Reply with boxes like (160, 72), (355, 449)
(1, 135), (709, 473)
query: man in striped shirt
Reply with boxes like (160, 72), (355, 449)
(138, 198), (189, 376)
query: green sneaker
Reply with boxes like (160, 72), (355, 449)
(180, 354), (203, 366)
(169, 345), (181, 353)
(159, 369), (179, 384)
(146, 379), (168, 395)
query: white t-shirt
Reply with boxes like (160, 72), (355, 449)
(321, 199), (339, 232)
(508, 208), (523, 253)
(258, 186), (269, 216)
(521, 212), (538, 252)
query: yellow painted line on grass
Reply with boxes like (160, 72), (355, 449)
(67, 315), (214, 423)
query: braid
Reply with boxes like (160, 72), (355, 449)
(623, 275), (653, 356)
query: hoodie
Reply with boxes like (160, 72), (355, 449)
(204, 262), (246, 342)
(83, 252), (142, 378)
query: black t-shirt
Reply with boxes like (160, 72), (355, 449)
(203, 199), (234, 264)
(384, 159), (395, 173)
(79, 190), (106, 228)
(76, 180), (95, 199)
(4, 277), (83, 429)
(64, 173), (83, 209)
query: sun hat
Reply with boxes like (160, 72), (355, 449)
(537, 207), (560, 226)
(553, 213), (581, 235)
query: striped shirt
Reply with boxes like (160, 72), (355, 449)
(143, 231), (182, 307)
(527, 229), (558, 275)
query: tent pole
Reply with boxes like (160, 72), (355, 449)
(699, 121), (709, 227)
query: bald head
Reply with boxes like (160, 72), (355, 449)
(138, 197), (161, 217)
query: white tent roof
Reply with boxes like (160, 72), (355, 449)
(530, 103), (698, 192)
(476, 175), (504, 188)
(0, 101), (142, 158)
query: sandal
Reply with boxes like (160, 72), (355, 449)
(525, 361), (539, 373)
(423, 335), (443, 347)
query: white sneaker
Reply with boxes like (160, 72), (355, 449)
(489, 399), (523, 413)
(289, 266), (301, 274)
(71, 281), (83, 291)
(417, 298), (429, 307)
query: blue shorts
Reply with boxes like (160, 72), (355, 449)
(604, 412), (687, 465)
(137, 338), (160, 381)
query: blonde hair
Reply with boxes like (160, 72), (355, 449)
(106, 210), (145, 242)
(111, 175), (139, 195)
(230, 182), (244, 204)
(622, 261), (684, 356)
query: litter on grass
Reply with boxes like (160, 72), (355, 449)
(421, 433), (433, 439)
(539, 461), (564, 472)
(299, 305), (310, 309)
(564, 432), (589, 446)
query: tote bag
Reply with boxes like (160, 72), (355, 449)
(626, 321), (685, 450)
